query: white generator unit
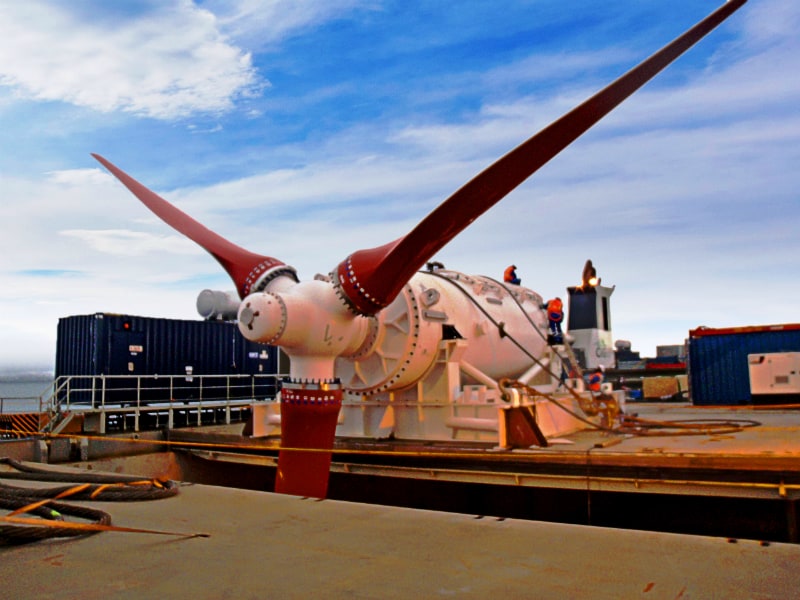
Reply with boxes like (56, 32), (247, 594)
(748, 353), (800, 397)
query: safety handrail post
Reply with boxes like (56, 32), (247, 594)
(135, 375), (141, 432)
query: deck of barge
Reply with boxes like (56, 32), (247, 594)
(3, 400), (800, 596)
(2, 473), (799, 599)
(139, 402), (796, 543)
(161, 401), (800, 491)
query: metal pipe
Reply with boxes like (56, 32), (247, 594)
(459, 360), (499, 391)
(519, 357), (550, 386)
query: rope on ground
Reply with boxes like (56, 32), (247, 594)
(0, 457), (195, 546)
(498, 379), (762, 438)
(499, 378), (622, 434)
(618, 415), (761, 437)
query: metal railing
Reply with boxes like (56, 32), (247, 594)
(0, 380), (52, 438)
(1, 373), (285, 436)
(0, 394), (49, 416)
(0, 375), (54, 412)
(51, 373), (283, 409)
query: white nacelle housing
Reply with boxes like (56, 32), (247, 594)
(335, 269), (549, 395)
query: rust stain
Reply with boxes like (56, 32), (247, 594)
(643, 582), (655, 593)
(43, 553), (64, 567)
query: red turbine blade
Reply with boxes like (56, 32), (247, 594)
(93, 154), (296, 298)
(334, 0), (747, 315)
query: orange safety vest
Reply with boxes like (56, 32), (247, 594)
(504, 266), (517, 283)
(588, 371), (603, 392)
(546, 298), (563, 322)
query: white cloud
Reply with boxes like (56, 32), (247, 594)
(204, 0), (370, 48)
(59, 229), (201, 257)
(46, 168), (111, 186)
(0, 0), (259, 118)
(742, 0), (800, 46)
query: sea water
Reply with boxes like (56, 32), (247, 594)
(0, 374), (54, 413)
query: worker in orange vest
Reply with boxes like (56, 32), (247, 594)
(504, 265), (521, 285)
(546, 297), (564, 342)
(588, 367), (604, 393)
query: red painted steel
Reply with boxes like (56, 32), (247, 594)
(92, 154), (293, 299)
(274, 383), (343, 498)
(690, 323), (800, 338)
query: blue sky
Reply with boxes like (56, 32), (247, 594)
(0, 0), (798, 370)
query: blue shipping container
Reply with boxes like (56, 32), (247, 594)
(688, 324), (800, 405)
(56, 313), (280, 404)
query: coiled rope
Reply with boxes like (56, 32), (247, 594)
(0, 457), (199, 546)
